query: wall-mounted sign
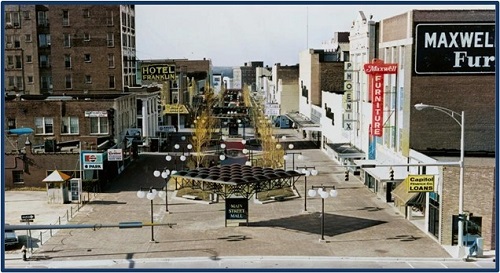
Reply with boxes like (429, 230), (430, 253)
(84, 111), (107, 117)
(141, 64), (176, 81)
(364, 59), (398, 137)
(107, 149), (123, 161)
(163, 104), (189, 114)
(407, 175), (435, 192)
(415, 23), (495, 74)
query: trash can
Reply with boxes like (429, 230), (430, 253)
(476, 237), (484, 257)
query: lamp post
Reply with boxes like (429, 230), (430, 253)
(153, 169), (170, 212)
(284, 143), (302, 170)
(137, 187), (164, 242)
(308, 185), (338, 241)
(414, 103), (465, 256)
(298, 166), (318, 212)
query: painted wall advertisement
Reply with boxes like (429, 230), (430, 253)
(415, 23), (495, 74)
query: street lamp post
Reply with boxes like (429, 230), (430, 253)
(308, 185), (338, 241)
(153, 169), (170, 212)
(137, 187), (164, 242)
(284, 143), (302, 170)
(297, 166), (318, 212)
(414, 103), (465, 256)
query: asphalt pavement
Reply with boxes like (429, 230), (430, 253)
(2, 129), (497, 270)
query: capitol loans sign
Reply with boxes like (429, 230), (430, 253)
(415, 23), (495, 74)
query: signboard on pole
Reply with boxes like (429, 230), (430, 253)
(82, 152), (103, 170)
(407, 175), (435, 192)
(107, 149), (123, 161)
(225, 198), (248, 226)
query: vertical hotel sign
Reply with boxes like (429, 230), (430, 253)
(343, 62), (354, 131)
(364, 59), (397, 136)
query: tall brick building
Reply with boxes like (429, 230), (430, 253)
(4, 4), (136, 95)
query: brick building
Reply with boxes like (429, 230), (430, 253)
(4, 93), (138, 189)
(4, 4), (136, 95)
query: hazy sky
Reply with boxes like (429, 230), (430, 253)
(135, 2), (495, 67)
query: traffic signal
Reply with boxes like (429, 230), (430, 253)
(389, 168), (394, 180)
(344, 169), (349, 181)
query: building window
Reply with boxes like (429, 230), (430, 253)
(13, 35), (21, 48)
(7, 118), (16, 130)
(61, 116), (79, 134)
(106, 10), (114, 26)
(15, 56), (22, 69)
(37, 11), (48, 26)
(25, 34), (32, 42)
(6, 11), (21, 27)
(62, 10), (70, 26)
(16, 76), (23, 89)
(41, 76), (51, 90)
(23, 10), (30, 19)
(64, 54), (71, 68)
(39, 55), (50, 68)
(90, 117), (108, 134)
(107, 33), (114, 47)
(82, 9), (90, 18)
(63, 33), (71, 47)
(35, 117), (54, 134)
(84, 32), (90, 41)
(65, 75), (72, 89)
(108, 53), (115, 68)
(84, 54), (91, 62)
(85, 75), (92, 84)
(27, 76), (33, 84)
(13, 170), (24, 184)
(8, 76), (14, 87)
(38, 33), (51, 47)
(109, 75), (115, 89)
(7, 55), (14, 67)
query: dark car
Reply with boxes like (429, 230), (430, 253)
(4, 224), (19, 246)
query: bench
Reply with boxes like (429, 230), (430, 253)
(270, 195), (286, 201)
(182, 194), (201, 200)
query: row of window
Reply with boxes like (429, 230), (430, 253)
(5, 53), (116, 70)
(64, 75), (116, 89)
(5, 32), (116, 49)
(5, 9), (116, 28)
(28, 116), (109, 135)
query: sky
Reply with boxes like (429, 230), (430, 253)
(135, 2), (496, 67)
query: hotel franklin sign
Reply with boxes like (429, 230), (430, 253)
(415, 23), (495, 74)
(141, 64), (176, 81)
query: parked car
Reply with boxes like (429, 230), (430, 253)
(4, 224), (19, 246)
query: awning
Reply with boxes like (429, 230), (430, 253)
(284, 112), (320, 130)
(391, 178), (419, 206)
(328, 143), (365, 159)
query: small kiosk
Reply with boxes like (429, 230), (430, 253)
(43, 170), (71, 204)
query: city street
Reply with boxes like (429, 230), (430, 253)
(4, 143), (495, 270)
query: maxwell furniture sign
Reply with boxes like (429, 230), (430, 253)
(364, 59), (398, 137)
(415, 23), (495, 74)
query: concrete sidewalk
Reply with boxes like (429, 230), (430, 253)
(2, 141), (496, 269)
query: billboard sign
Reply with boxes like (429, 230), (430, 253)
(407, 175), (435, 192)
(415, 23), (495, 74)
(141, 64), (176, 81)
(82, 152), (104, 170)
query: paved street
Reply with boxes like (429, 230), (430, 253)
(2, 134), (497, 269)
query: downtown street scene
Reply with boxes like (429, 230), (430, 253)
(2, 2), (498, 271)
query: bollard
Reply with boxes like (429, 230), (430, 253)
(66, 210), (69, 221)
(21, 245), (27, 261)
(40, 232), (43, 245)
(71, 206), (73, 217)
(58, 216), (61, 225)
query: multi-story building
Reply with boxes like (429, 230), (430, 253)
(346, 9), (496, 251)
(273, 63), (299, 125)
(4, 4), (137, 95)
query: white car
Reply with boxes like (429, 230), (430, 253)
(4, 224), (19, 246)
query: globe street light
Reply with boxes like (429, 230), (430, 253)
(414, 102), (465, 256)
(153, 169), (170, 212)
(137, 187), (163, 242)
(308, 185), (338, 241)
(298, 166), (318, 212)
